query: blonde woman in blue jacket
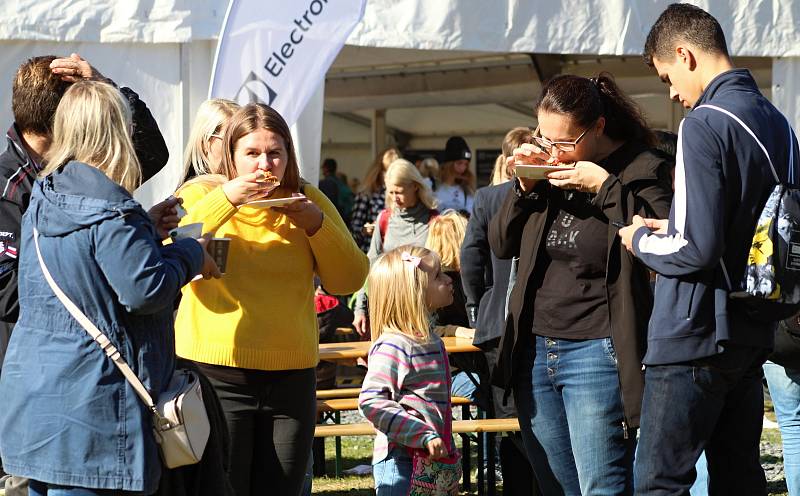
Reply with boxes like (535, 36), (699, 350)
(0, 80), (217, 496)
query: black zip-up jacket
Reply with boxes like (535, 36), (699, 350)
(460, 180), (515, 346)
(489, 141), (673, 428)
(0, 86), (169, 325)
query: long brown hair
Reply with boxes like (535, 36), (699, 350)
(361, 147), (400, 194)
(219, 103), (301, 193)
(537, 73), (655, 147)
(440, 160), (476, 195)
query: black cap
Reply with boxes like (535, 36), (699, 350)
(443, 136), (472, 162)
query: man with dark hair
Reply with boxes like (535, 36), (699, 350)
(0, 53), (168, 389)
(318, 158), (340, 207)
(619, 4), (800, 494)
(318, 157), (353, 226)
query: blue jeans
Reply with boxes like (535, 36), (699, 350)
(634, 345), (768, 496)
(689, 452), (709, 496)
(515, 336), (635, 496)
(451, 370), (480, 402)
(28, 481), (126, 495)
(373, 447), (412, 496)
(764, 361), (800, 496)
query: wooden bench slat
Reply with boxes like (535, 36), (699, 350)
(316, 388), (362, 399)
(314, 418), (520, 437)
(318, 396), (472, 412)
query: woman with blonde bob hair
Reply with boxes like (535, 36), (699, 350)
(0, 80), (213, 495)
(350, 146), (401, 251)
(174, 102), (368, 496)
(352, 159), (439, 335)
(359, 245), (459, 494)
(182, 98), (240, 182)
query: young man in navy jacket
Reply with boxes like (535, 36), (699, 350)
(619, 4), (800, 495)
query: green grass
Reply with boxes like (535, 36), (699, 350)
(311, 420), (790, 496)
(312, 432), (498, 495)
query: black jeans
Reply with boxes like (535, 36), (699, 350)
(634, 344), (769, 496)
(208, 368), (316, 496)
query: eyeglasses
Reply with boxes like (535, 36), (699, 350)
(209, 133), (223, 140)
(532, 124), (592, 153)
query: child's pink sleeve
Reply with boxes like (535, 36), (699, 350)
(358, 338), (440, 449)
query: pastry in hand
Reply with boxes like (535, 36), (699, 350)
(257, 170), (281, 189)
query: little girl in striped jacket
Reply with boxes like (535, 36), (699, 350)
(359, 245), (460, 495)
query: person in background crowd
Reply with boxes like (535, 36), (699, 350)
(426, 211), (469, 329)
(302, 280), (358, 495)
(173, 103), (368, 496)
(318, 158), (342, 212)
(359, 246), (459, 495)
(461, 126), (548, 496)
(182, 98), (240, 183)
(417, 156), (440, 191)
(492, 73), (673, 495)
(620, 5), (800, 494)
(436, 136), (475, 215)
(764, 314), (800, 496)
(352, 159), (438, 336)
(0, 54), (170, 491)
(318, 158), (353, 226)
(350, 147), (400, 252)
(0, 80), (215, 496)
(336, 170), (355, 225)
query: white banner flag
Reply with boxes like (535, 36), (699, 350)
(210, 0), (366, 127)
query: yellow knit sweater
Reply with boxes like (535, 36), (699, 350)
(174, 182), (368, 371)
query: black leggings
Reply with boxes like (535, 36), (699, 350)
(207, 368), (317, 496)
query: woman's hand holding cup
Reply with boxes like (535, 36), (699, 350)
(195, 235), (223, 280)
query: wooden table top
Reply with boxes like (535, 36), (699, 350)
(319, 336), (479, 361)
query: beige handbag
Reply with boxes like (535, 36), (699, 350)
(33, 228), (210, 469)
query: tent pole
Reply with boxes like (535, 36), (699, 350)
(371, 109), (387, 157)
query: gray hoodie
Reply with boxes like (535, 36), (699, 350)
(355, 202), (436, 314)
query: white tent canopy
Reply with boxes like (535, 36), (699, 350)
(1, 0), (798, 204)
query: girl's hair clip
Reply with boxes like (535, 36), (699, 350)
(401, 251), (422, 268)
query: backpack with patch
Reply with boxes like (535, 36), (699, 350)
(699, 104), (800, 322)
(377, 208), (439, 243)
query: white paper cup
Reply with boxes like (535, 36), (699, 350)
(169, 222), (203, 241)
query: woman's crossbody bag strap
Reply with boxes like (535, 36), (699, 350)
(33, 227), (158, 413)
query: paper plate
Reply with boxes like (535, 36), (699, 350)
(515, 164), (575, 180)
(242, 195), (306, 208)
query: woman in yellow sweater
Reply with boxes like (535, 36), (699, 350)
(174, 103), (368, 496)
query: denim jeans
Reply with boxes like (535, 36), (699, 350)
(28, 480), (126, 495)
(451, 370), (480, 402)
(373, 446), (413, 496)
(634, 344), (768, 496)
(515, 336), (635, 496)
(764, 361), (800, 496)
(689, 452), (709, 496)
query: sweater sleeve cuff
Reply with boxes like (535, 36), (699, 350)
(419, 432), (441, 449)
(631, 226), (650, 258)
(591, 173), (619, 209)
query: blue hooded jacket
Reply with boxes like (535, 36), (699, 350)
(0, 161), (203, 492)
(633, 69), (800, 365)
